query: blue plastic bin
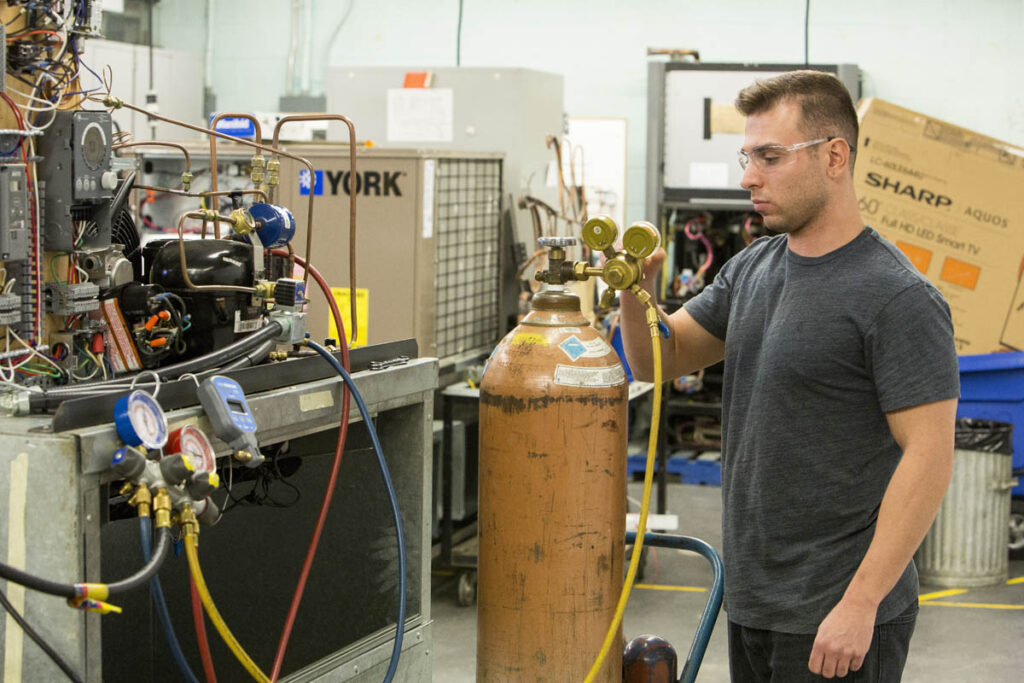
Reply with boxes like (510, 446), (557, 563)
(667, 457), (722, 486)
(956, 352), (1024, 497)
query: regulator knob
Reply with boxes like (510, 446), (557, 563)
(537, 236), (577, 248)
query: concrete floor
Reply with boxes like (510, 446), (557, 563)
(431, 482), (1024, 682)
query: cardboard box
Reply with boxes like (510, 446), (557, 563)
(855, 98), (1024, 353)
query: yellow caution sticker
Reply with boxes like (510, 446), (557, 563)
(329, 288), (369, 348)
(512, 333), (548, 347)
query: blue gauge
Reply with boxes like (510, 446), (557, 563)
(114, 390), (168, 449)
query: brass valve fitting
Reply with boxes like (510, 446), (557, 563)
(178, 505), (199, 539)
(128, 485), (152, 518)
(234, 450), (254, 464)
(181, 170), (194, 192)
(228, 207), (256, 235)
(267, 158), (281, 187)
(254, 280), (276, 299)
(250, 154), (266, 185)
(152, 488), (173, 529)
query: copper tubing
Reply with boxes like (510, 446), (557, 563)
(91, 95), (318, 289)
(208, 112), (263, 196)
(135, 186), (269, 239)
(272, 114), (359, 343)
(176, 211), (258, 294)
(134, 185), (268, 203)
(546, 135), (568, 219)
(113, 141), (193, 172)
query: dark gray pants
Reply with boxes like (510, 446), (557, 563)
(727, 599), (918, 682)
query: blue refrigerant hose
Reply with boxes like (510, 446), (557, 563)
(140, 517), (201, 683)
(306, 339), (407, 683)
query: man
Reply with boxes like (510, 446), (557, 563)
(621, 71), (959, 681)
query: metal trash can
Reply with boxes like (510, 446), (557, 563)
(916, 419), (1016, 587)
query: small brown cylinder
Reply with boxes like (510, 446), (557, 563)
(477, 288), (627, 681)
(623, 634), (678, 683)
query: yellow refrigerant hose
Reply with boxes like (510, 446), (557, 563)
(184, 529), (271, 683)
(584, 289), (663, 682)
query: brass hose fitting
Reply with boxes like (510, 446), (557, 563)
(234, 450), (253, 464)
(179, 505), (199, 540)
(182, 170), (194, 192)
(250, 154), (266, 185)
(152, 488), (173, 529)
(267, 158), (281, 187)
(128, 485), (152, 518)
(253, 280), (276, 299)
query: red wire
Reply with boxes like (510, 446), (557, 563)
(5, 29), (63, 42)
(268, 250), (351, 681)
(190, 576), (218, 683)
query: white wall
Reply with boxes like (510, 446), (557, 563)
(154, 0), (1024, 223)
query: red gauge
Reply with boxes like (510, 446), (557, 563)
(167, 425), (216, 474)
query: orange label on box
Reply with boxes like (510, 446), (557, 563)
(896, 241), (933, 274)
(940, 257), (981, 290)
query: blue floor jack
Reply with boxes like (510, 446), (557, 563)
(622, 532), (724, 683)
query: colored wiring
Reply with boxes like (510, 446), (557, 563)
(266, 251), (352, 682)
(584, 291), (663, 682)
(139, 517), (200, 683)
(0, 584), (83, 683)
(305, 340), (406, 683)
(684, 218), (714, 280)
(184, 532), (270, 683)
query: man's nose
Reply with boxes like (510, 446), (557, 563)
(740, 162), (761, 191)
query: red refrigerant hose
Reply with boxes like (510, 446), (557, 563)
(191, 576), (218, 683)
(268, 251), (352, 681)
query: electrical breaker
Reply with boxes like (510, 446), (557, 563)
(0, 165), (30, 261)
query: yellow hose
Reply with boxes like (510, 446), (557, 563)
(185, 533), (271, 683)
(584, 294), (663, 682)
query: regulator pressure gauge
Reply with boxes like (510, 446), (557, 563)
(114, 390), (168, 450)
(168, 424), (216, 474)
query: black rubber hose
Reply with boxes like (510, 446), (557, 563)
(0, 586), (84, 682)
(220, 338), (275, 372)
(29, 321), (283, 411)
(0, 561), (75, 599)
(107, 525), (172, 595)
(0, 526), (172, 599)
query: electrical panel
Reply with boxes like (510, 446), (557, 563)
(36, 109), (115, 251)
(646, 62), (861, 214)
(0, 165), (31, 261)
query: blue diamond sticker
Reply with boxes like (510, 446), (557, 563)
(559, 336), (587, 361)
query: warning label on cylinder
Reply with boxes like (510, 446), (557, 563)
(553, 364), (626, 387)
(558, 335), (613, 361)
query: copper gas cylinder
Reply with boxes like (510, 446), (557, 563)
(477, 285), (627, 682)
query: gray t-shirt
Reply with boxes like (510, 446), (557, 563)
(684, 226), (960, 633)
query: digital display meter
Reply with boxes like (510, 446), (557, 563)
(197, 375), (263, 466)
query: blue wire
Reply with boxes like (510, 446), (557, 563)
(139, 517), (201, 683)
(306, 340), (406, 683)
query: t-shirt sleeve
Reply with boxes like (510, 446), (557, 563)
(683, 248), (741, 341)
(866, 282), (960, 413)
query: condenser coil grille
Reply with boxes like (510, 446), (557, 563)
(434, 158), (502, 359)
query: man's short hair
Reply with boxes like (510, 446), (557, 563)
(735, 70), (858, 159)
